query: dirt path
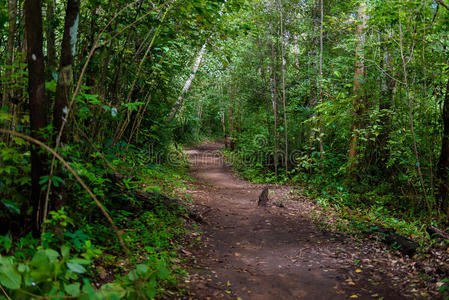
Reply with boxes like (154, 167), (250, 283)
(182, 143), (414, 300)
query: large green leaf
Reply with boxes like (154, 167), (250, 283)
(0, 263), (21, 289)
(30, 250), (52, 282)
(65, 282), (81, 296)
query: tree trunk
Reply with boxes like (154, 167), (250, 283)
(85, 7), (99, 92)
(269, 1), (279, 177)
(398, 7), (429, 213)
(377, 44), (395, 169)
(318, 0), (324, 160)
(308, 0), (319, 146)
(347, 2), (367, 178)
(437, 78), (449, 216)
(1, 0), (17, 143)
(25, 0), (47, 236)
(2, 0), (17, 114)
(53, 0), (80, 144)
(46, 0), (57, 74)
(293, 34), (300, 69)
(168, 41), (207, 123)
(279, 1), (288, 175)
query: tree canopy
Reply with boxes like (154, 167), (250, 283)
(1, 0), (449, 298)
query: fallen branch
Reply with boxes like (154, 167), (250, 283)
(427, 225), (449, 240)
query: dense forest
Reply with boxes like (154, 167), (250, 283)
(1, 0), (449, 298)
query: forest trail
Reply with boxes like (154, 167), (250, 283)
(182, 143), (409, 300)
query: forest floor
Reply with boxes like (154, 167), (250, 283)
(176, 142), (441, 300)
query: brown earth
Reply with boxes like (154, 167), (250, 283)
(179, 143), (437, 300)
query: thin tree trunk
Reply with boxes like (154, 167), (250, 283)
(53, 0), (80, 144)
(257, 34), (272, 138)
(347, 2), (367, 178)
(1, 0), (17, 143)
(168, 41), (207, 123)
(85, 6), (99, 92)
(378, 41), (395, 169)
(318, 0), (324, 160)
(269, 37), (279, 176)
(114, 9), (169, 142)
(308, 0), (319, 145)
(293, 34), (300, 69)
(269, 0), (279, 176)
(279, 1), (288, 175)
(437, 78), (449, 216)
(2, 0), (17, 111)
(25, 0), (47, 236)
(46, 0), (57, 74)
(398, 7), (430, 213)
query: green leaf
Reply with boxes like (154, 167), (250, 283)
(127, 270), (138, 281)
(136, 264), (149, 275)
(145, 281), (157, 299)
(0, 263), (21, 289)
(44, 249), (59, 263)
(30, 250), (52, 281)
(101, 282), (126, 298)
(30, 250), (50, 269)
(61, 245), (70, 260)
(1, 199), (20, 214)
(156, 265), (170, 280)
(45, 80), (57, 92)
(65, 283), (81, 296)
(66, 261), (87, 274)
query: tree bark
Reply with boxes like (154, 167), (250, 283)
(318, 0), (324, 160)
(347, 2), (367, 178)
(2, 0), (17, 109)
(53, 0), (80, 144)
(279, 1), (288, 175)
(25, 0), (47, 236)
(269, 1), (279, 177)
(168, 41), (208, 123)
(437, 78), (449, 215)
(46, 0), (57, 74)
(398, 6), (429, 212)
(377, 44), (395, 169)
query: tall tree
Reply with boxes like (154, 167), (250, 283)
(279, 0), (288, 175)
(377, 40), (395, 170)
(169, 41), (208, 123)
(437, 79), (449, 216)
(398, 3), (429, 211)
(318, 0), (324, 160)
(2, 0), (17, 109)
(269, 0), (279, 176)
(46, 0), (57, 74)
(53, 0), (80, 144)
(347, 1), (367, 178)
(25, 0), (47, 236)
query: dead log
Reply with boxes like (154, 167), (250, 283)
(373, 226), (418, 257)
(426, 225), (449, 240)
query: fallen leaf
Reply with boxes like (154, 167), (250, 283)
(350, 295), (358, 299)
(355, 269), (362, 273)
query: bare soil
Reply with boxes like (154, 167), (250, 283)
(179, 143), (437, 300)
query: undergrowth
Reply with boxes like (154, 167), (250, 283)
(0, 142), (192, 299)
